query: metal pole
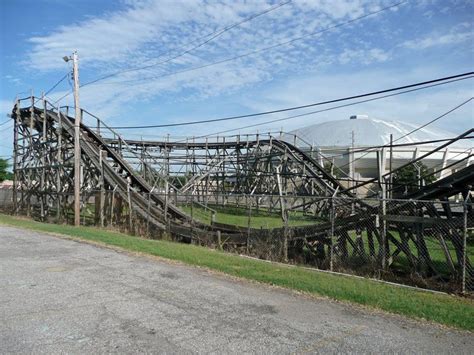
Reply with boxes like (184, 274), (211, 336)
(377, 150), (387, 270)
(247, 196), (251, 254)
(330, 196), (335, 271)
(389, 133), (393, 199)
(72, 51), (82, 226)
(283, 210), (288, 263)
(462, 199), (468, 294)
(381, 192), (387, 270)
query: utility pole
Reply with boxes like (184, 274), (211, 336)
(73, 52), (81, 226)
(64, 51), (81, 226)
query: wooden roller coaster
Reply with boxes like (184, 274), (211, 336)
(10, 96), (473, 292)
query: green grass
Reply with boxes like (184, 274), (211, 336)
(0, 213), (473, 331)
(180, 204), (321, 228)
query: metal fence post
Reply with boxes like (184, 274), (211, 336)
(330, 196), (335, 271)
(164, 180), (169, 224)
(379, 193), (387, 271)
(190, 193), (194, 242)
(283, 210), (289, 263)
(247, 196), (251, 254)
(462, 199), (468, 294)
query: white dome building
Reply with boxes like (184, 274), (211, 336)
(288, 115), (473, 188)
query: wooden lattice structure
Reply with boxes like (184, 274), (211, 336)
(10, 96), (473, 292)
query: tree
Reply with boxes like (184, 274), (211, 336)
(392, 163), (435, 197)
(323, 161), (342, 179)
(0, 159), (13, 182)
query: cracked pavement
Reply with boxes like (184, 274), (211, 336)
(1, 226), (472, 353)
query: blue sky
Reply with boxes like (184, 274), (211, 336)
(0, 0), (473, 159)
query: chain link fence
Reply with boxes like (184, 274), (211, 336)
(3, 188), (472, 294)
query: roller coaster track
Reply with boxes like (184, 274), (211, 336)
(14, 103), (368, 241)
(404, 164), (474, 201)
(11, 97), (473, 291)
(104, 137), (353, 197)
(14, 106), (223, 236)
(13, 102), (471, 231)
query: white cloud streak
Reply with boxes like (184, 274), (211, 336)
(31, 0), (403, 120)
(401, 22), (473, 49)
(17, 0), (472, 138)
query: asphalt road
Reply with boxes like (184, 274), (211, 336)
(0, 226), (472, 354)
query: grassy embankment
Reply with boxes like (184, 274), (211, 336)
(180, 204), (321, 228)
(0, 213), (472, 331)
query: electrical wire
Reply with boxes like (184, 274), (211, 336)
(42, 74), (473, 163)
(81, 0), (291, 87)
(0, 124), (14, 133)
(53, 89), (73, 105)
(169, 75), (473, 142)
(98, 1), (407, 88)
(108, 72), (473, 129)
(65, 77), (472, 159)
(380, 147), (474, 197)
(0, 119), (11, 127)
(350, 127), (474, 196)
(47, 1), (408, 103)
(337, 97), (473, 171)
(295, 134), (474, 161)
(44, 72), (70, 96)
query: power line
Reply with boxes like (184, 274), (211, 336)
(49, 1), (407, 103)
(0, 124), (14, 133)
(299, 135), (474, 161)
(337, 97), (473, 171)
(98, 1), (407, 87)
(108, 72), (473, 129)
(81, 1), (291, 88)
(340, 101), (473, 197)
(171, 75), (473, 142)
(53, 89), (73, 105)
(376, 146), (473, 197)
(45, 72), (70, 96)
(0, 118), (11, 127)
(56, 75), (471, 147)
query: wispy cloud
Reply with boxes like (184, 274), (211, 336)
(31, 0), (403, 119)
(401, 22), (473, 49)
(338, 48), (391, 65)
(11, 0), (471, 139)
(4, 75), (22, 85)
